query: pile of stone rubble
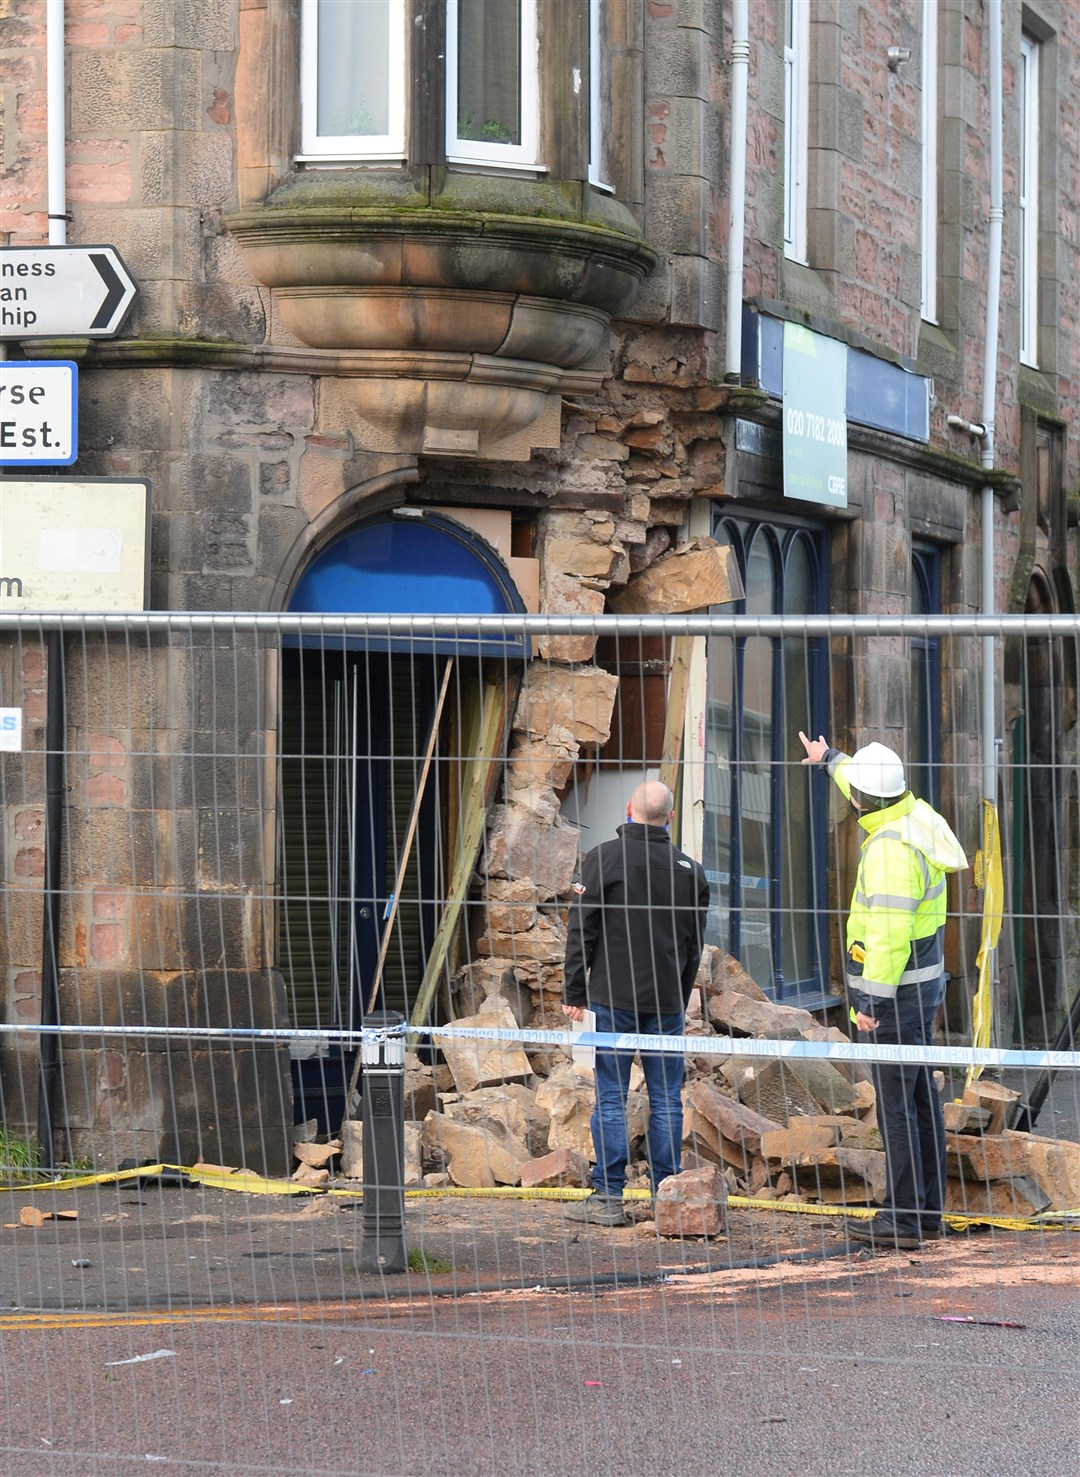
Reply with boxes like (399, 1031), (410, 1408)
(299, 944), (1077, 1228)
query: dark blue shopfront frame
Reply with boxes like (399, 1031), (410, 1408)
(287, 513), (527, 654)
(742, 306), (931, 445)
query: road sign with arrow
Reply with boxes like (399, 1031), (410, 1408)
(0, 245), (138, 339)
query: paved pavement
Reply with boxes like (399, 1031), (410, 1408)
(0, 1178), (1076, 1475)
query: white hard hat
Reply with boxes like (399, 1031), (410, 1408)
(846, 742), (906, 798)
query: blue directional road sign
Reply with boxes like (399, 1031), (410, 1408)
(0, 360), (78, 465)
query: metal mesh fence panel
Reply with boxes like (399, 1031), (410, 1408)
(0, 612), (1077, 1476)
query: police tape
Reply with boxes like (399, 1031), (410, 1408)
(421, 1024), (1080, 1073)
(3, 1018), (1076, 1072)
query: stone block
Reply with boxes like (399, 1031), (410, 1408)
(780, 1059), (860, 1116)
(943, 1176), (1049, 1218)
(724, 1059), (826, 1124)
(482, 877), (540, 935)
(684, 1077), (780, 1160)
(439, 1082), (550, 1160)
(420, 1113), (527, 1188)
(478, 910), (566, 964)
(448, 962), (503, 1020)
(702, 947), (769, 1002)
(788, 1147), (887, 1204)
(961, 1080), (1021, 1135)
(534, 1064), (596, 1161)
(514, 664), (620, 747)
(609, 539), (742, 614)
(292, 1163), (330, 1187)
(505, 732), (579, 796)
(520, 1148), (591, 1189)
(943, 1101), (993, 1134)
(436, 1000), (532, 1094)
(403, 1058), (438, 1122)
(800, 1025), (872, 1083)
(483, 805), (581, 896)
(1006, 1132), (1080, 1212)
(707, 991), (817, 1039)
(654, 1164), (727, 1238)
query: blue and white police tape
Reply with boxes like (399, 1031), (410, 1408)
(3, 1019), (1077, 1072)
(422, 1023), (1079, 1072)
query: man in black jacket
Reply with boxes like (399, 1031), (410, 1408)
(562, 780), (710, 1225)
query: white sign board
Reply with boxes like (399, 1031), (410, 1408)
(0, 709), (22, 752)
(0, 246), (137, 338)
(0, 360), (77, 466)
(0, 478), (149, 611)
(782, 323), (848, 507)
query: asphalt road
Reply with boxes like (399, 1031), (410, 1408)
(0, 1187), (1076, 1476)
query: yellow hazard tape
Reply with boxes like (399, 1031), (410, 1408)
(968, 799), (1004, 1089)
(4, 1162), (1074, 1232)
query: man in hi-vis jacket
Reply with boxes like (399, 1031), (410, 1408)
(562, 780), (710, 1227)
(800, 732), (967, 1250)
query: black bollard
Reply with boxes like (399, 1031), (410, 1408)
(359, 1010), (408, 1274)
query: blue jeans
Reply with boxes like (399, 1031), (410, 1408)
(588, 1004), (685, 1197)
(851, 979), (947, 1238)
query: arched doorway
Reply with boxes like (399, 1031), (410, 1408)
(279, 511), (527, 1128)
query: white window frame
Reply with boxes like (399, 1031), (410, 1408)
(588, 0), (613, 190)
(1019, 33), (1040, 367)
(783, 0), (809, 263)
(920, 0), (938, 322)
(446, 0), (540, 169)
(299, 0), (407, 163)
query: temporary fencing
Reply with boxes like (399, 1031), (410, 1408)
(0, 611), (1077, 1476)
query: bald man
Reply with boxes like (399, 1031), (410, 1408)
(563, 781), (710, 1225)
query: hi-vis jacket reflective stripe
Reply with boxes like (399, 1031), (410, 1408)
(827, 752), (968, 1000)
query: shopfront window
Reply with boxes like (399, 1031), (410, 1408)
(703, 515), (830, 1004)
(910, 545), (941, 806)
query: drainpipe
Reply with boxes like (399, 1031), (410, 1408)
(980, 0), (1004, 812)
(724, 0), (750, 380)
(36, 0), (69, 1168)
(36, 635), (65, 1170)
(47, 0), (67, 245)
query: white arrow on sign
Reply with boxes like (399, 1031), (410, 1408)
(0, 245), (138, 339)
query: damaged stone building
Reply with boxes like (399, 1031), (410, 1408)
(1, 1), (1078, 1171)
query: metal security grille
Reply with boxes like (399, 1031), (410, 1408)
(0, 611), (1076, 1475)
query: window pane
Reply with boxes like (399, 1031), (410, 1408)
(458, 0), (521, 146)
(740, 538), (776, 987)
(589, 0), (613, 186)
(781, 537), (814, 986)
(317, 0), (392, 138)
(704, 634), (735, 953)
(910, 554), (938, 805)
(703, 526), (739, 955)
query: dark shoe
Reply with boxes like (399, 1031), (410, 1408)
(565, 1192), (627, 1226)
(845, 1216), (924, 1250)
